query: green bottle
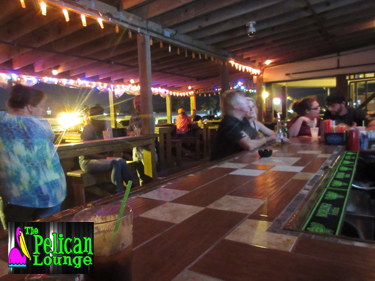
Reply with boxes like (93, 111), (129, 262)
(283, 119), (289, 138)
(339, 166), (352, 172)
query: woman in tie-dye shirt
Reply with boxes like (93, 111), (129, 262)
(0, 84), (66, 222)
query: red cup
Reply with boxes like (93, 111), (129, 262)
(347, 129), (360, 151)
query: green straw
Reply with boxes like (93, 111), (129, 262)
(114, 180), (132, 232)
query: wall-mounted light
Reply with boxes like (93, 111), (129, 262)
(262, 91), (269, 99)
(273, 97), (281, 105)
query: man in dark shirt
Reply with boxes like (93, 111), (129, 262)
(323, 93), (375, 130)
(211, 90), (266, 161)
(190, 109), (202, 123)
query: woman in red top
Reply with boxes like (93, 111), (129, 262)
(287, 97), (321, 137)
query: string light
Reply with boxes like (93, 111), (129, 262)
(177, 48), (180, 55)
(81, 14), (87, 27)
(159, 41), (163, 48)
(115, 24), (119, 33)
(40, 1), (47, 16)
(97, 18), (104, 29)
(20, 0), (26, 8)
(150, 37), (153, 45)
(192, 52), (195, 58)
(228, 60), (261, 75)
(169, 44), (171, 52)
(185, 50), (188, 57)
(211, 56), (214, 61)
(128, 29), (132, 38)
(205, 54), (208, 59)
(62, 9), (70, 22)
(199, 53), (202, 59)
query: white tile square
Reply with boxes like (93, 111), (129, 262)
(173, 270), (224, 281)
(139, 187), (189, 201)
(215, 163), (249, 169)
(297, 150), (322, 154)
(140, 202), (204, 223)
(229, 169), (266, 177)
(270, 165), (304, 172)
(317, 154), (332, 158)
(225, 219), (297, 251)
(253, 157), (300, 166)
(207, 195), (265, 214)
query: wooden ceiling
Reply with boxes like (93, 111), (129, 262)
(1, 0), (374, 91)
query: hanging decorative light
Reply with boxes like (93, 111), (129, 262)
(115, 24), (119, 33)
(169, 44), (171, 52)
(150, 37), (153, 45)
(97, 18), (104, 29)
(128, 29), (132, 38)
(177, 48), (180, 55)
(62, 9), (70, 22)
(192, 52), (195, 59)
(159, 41), (163, 48)
(20, 0), (26, 8)
(81, 14), (87, 27)
(40, 1), (47, 16)
(199, 53), (202, 59)
(185, 50), (188, 57)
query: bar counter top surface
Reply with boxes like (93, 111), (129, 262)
(1, 137), (375, 280)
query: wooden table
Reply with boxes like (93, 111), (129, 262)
(56, 135), (158, 180)
(2, 137), (375, 280)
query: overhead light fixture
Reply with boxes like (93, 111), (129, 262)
(246, 21), (256, 37)
(130, 79), (135, 84)
(273, 97), (281, 105)
(188, 86), (192, 90)
(265, 60), (272, 65)
(20, 0), (26, 8)
(52, 69), (58, 75)
(262, 91), (269, 99)
(97, 18), (104, 29)
(40, 1), (47, 16)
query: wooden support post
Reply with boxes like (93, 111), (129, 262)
(256, 75), (264, 122)
(220, 60), (229, 113)
(166, 95), (172, 124)
(336, 75), (348, 101)
(281, 86), (287, 120)
(108, 89), (116, 128)
(137, 33), (153, 134)
(190, 95), (196, 112)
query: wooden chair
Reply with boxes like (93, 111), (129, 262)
(158, 125), (182, 168)
(66, 160), (136, 206)
(203, 123), (219, 159)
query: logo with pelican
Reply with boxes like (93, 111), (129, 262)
(9, 227), (31, 267)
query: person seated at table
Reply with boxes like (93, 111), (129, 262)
(191, 109), (202, 124)
(175, 108), (193, 136)
(211, 90), (267, 161)
(287, 97), (321, 137)
(244, 97), (275, 141)
(323, 92), (375, 130)
(0, 84), (66, 222)
(80, 106), (132, 192)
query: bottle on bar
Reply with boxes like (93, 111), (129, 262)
(276, 113), (283, 143)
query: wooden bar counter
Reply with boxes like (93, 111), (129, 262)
(1, 137), (375, 280)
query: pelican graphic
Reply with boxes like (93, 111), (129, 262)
(9, 227), (31, 267)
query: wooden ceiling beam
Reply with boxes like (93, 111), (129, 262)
(44, 0), (228, 59)
(239, 10), (373, 58)
(190, 0), (357, 41)
(34, 37), (137, 72)
(151, 0), (243, 28)
(121, 0), (149, 10)
(173, 0), (282, 34)
(130, 0), (197, 20)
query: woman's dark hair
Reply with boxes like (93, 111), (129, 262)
(7, 84), (45, 109)
(89, 106), (106, 139)
(291, 97), (316, 116)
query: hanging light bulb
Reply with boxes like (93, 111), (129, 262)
(185, 50), (188, 57)
(97, 18), (104, 29)
(115, 24), (119, 33)
(169, 44), (171, 52)
(177, 48), (180, 55)
(128, 29), (132, 38)
(159, 41), (163, 48)
(62, 9), (70, 22)
(192, 52), (195, 58)
(199, 53), (202, 59)
(40, 1), (47, 16)
(81, 14), (87, 27)
(150, 37), (153, 45)
(211, 56), (214, 61)
(205, 54), (208, 59)
(20, 0), (26, 8)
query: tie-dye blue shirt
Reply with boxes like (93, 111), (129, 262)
(0, 112), (66, 208)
